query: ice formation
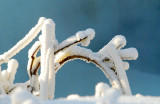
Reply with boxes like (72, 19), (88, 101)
(0, 17), (140, 103)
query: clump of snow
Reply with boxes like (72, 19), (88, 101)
(109, 35), (126, 50)
(10, 87), (41, 104)
(76, 28), (95, 46)
(118, 48), (138, 60)
(67, 94), (80, 100)
(123, 61), (129, 70)
(95, 82), (110, 97)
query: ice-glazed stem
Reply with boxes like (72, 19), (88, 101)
(107, 44), (131, 95)
(54, 46), (122, 93)
(27, 41), (41, 78)
(27, 41), (41, 93)
(40, 19), (55, 100)
(54, 28), (95, 54)
(40, 19), (54, 77)
(108, 35), (126, 50)
(118, 48), (138, 60)
(0, 17), (46, 64)
(48, 46), (55, 100)
(40, 47), (52, 100)
(47, 20), (55, 100)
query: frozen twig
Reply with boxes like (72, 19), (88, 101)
(54, 28), (95, 54)
(39, 19), (55, 100)
(54, 35), (138, 95)
(54, 46), (122, 93)
(27, 41), (41, 93)
(0, 17), (46, 64)
(107, 44), (131, 95)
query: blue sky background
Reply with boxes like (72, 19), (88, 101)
(0, 0), (160, 98)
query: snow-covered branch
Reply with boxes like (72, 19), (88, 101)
(0, 17), (46, 64)
(0, 17), (139, 103)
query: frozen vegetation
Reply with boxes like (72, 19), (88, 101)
(0, 18), (159, 104)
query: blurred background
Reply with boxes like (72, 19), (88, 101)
(0, 0), (160, 98)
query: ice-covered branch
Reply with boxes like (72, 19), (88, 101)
(54, 46), (122, 93)
(54, 35), (138, 95)
(0, 17), (139, 102)
(54, 28), (95, 54)
(107, 44), (131, 95)
(0, 17), (46, 64)
(27, 41), (41, 93)
(39, 19), (55, 100)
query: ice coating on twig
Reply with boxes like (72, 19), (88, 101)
(109, 35), (126, 50)
(107, 44), (131, 95)
(27, 41), (41, 93)
(76, 28), (95, 46)
(55, 28), (95, 53)
(0, 17), (46, 64)
(27, 41), (41, 78)
(48, 44), (55, 100)
(40, 19), (55, 100)
(54, 46), (122, 93)
(40, 48), (50, 100)
(118, 48), (138, 60)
